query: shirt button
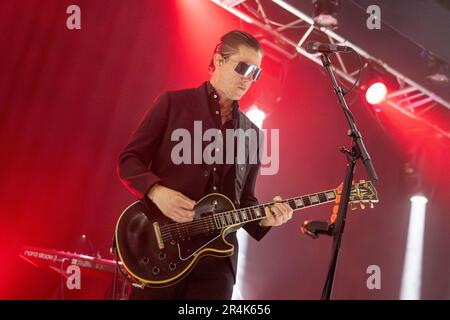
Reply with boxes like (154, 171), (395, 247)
(213, 167), (217, 171)
(215, 111), (219, 115)
(213, 94), (218, 99)
(213, 186), (217, 191)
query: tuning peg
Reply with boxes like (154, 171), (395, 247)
(359, 202), (366, 210)
(369, 201), (374, 209)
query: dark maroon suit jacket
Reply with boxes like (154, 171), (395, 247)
(117, 82), (271, 281)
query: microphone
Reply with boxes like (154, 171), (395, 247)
(305, 41), (353, 54)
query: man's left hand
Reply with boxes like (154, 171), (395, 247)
(260, 196), (293, 227)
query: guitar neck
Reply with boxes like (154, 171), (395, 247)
(159, 180), (376, 241)
(213, 188), (338, 229)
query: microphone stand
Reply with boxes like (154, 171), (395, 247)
(319, 53), (378, 300)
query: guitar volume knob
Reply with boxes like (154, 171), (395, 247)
(169, 262), (176, 271)
(152, 266), (160, 275)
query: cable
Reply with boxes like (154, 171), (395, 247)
(111, 236), (136, 298)
(112, 248), (118, 300)
(343, 49), (363, 96)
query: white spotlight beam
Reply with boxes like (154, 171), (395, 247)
(400, 196), (428, 300)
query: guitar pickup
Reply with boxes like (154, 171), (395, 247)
(153, 222), (165, 250)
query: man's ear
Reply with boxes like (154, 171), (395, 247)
(214, 53), (223, 68)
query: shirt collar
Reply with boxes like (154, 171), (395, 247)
(206, 81), (239, 122)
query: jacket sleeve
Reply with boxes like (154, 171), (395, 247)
(240, 163), (271, 241)
(117, 92), (169, 199)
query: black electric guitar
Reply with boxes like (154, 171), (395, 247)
(114, 180), (378, 288)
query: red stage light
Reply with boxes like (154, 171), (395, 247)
(365, 82), (387, 105)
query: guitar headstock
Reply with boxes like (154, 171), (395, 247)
(349, 180), (379, 210)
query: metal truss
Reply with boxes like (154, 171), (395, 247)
(210, 0), (450, 139)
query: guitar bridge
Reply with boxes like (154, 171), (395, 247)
(153, 222), (165, 250)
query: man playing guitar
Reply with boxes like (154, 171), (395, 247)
(117, 30), (293, 300)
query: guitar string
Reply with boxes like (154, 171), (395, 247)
(159, 194), (341, 240)
(159, 214), (246, 241)
(158, 191), (341, 238)
(159, 207), (267, 240)
(158, 188), (340, 235)
(159, 195), (373, 242)
(158, 195), (338, 237)
(158, 185), (374, 241)
(159, 205), (272, 239)
(159, 202), (283, 237)
(160, 204), (287, 241)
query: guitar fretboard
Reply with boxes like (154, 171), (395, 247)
(160, 180), (377, 242)
(160, 189), (340, 241)
(212, 189), (338, 229)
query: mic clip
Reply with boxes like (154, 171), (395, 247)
(301, 220), (334, 239)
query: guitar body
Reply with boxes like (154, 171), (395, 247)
(115, 193), (240, 288)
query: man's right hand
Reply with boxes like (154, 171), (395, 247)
(147, 184), (195, 223)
